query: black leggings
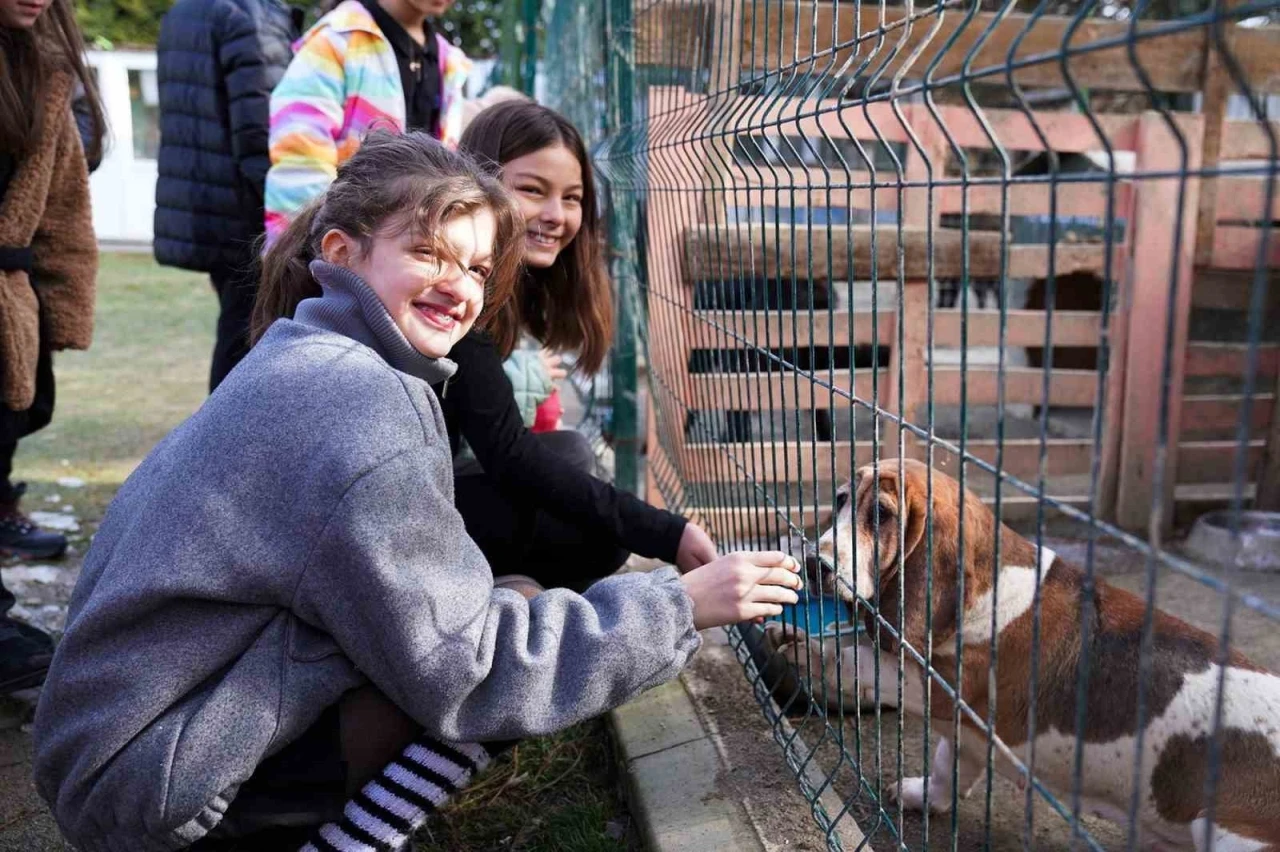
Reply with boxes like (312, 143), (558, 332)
(454, 431), (629, 592)
(209, 261), (260, 393)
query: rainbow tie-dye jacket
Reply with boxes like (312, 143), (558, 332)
(264, 0), (472, 245)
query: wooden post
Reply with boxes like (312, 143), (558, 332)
(1192, 4), (1242, 269)
(890, 108), (947, 462)
(1255, 390), (1280, 509)
(1114, 112), (1205, 537)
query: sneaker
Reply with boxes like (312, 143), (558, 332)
(0, 615), (52, 694)
(0, 482), (67, 560)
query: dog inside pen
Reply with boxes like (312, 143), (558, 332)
(761, 459), (1280, 851)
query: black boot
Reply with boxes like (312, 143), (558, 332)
(0, 614), (52, 694)
(0, 482), (67, 560)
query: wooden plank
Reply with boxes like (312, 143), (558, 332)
(1255, 379), (1280, 509)
(641, 11), (1280, 94)
(931, 367), (1099, 407)
(691, 309), (894, 348)
(688, 366), (1097, 410)
(1180, 394), (1274, 437)
(710, 0), (745, 224)
(1097, 167), (1140, 523)
(913, 107), (1139, 155)
(644, 88), (710, 491)
(1213, 176), (1280, 224)
(1184, 342), (1280, 379)
(721, 97), (1138, 154)
(1191, 268), (1280, 311)
(741, 5), (1211, 93)
(689, 307), (1103, 350)
(1175, 440), (1266, 485)
(886, 281), (931, 451)
(728, 174), (903, 213)
(690, 306), (1106, 349)
(934, 310), (1102, 348)
(1194, 25), (1236, 268)
(694, 492), (1094, 536)
(685, 438), (1096, 484)
(935, 182), (1130, 219)
(689, 369), (889, 411)
(1115, 113), (1203, 535)
(1219, 120), (1280, 161)
(635, 1), (711, 67)
(1211, 225), (1280, 271)
(683, 224), (1108, 282)
(718, 98), (914, 145)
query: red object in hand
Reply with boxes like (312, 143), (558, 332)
(532, 388), (563, 433)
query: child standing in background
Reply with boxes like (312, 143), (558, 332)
(0, 0), (103, 692)
(264, 0), (472, 245)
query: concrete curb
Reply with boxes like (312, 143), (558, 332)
(610, 677), (765, 852)
(609, 630), (872, 852)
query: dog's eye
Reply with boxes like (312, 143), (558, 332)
(834, 490), (850, 512)
(873, 500), (896, 525)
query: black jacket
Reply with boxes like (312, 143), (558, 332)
(438, 332), (689, 566)
(153, 0), (300, 271)
(72, 82), (102, 174)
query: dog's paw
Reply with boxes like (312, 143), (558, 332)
(857, 681), (899, 711)
(887, 776), (951, 814)
(762, 621), (810, 654)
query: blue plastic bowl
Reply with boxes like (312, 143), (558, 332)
(766, 590), (861, 635)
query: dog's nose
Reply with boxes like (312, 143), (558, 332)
(804, 554), (823, 586)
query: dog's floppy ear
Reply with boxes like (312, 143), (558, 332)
(869, 461), (929, 570)
(872, 461), (957, 653)
(901, 466), (929, 561)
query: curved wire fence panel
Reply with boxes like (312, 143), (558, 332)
(545, 0), (1280, 848)
(537, 0), (649, 491)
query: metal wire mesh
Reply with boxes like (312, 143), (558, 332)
(539, 0), (1280, 848)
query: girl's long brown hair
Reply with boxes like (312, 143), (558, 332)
(252, 130), (525, 345)
(0, 0), (107, 163)
(459, 101), (613, 375)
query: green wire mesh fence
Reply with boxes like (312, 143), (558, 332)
(531, 0), (1280, 848)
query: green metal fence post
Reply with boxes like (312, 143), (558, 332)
(604, 0), (639, 495)
(520, 0), (541, 96)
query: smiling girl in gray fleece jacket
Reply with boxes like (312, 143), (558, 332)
(31, 131), (802, 852)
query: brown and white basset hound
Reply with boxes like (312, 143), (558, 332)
(763, 458), (1280, 851)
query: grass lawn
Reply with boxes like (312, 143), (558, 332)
(10, 252), (635, 852)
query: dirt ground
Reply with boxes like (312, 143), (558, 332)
(689, 520), (1280, 851)
(682, 630), (845, 852)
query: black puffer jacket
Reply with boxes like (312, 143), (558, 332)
(153, 0), (301, 271)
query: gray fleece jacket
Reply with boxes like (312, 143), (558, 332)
(31, 261), (700, 852)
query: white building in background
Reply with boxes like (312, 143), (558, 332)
(86, 51), (499, 248)
(87, 49), (158, 246)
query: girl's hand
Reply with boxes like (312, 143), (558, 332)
(679, 552), (802, 630)
(675, 522), (718, 573)
(540, 349), (568, 382)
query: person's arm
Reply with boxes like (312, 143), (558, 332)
(264, 25), (346, 244)
(70, 82), (102, 174)
(448, 333), (688, 563)
(216, 1), (292, 204)
(32, 101), (97, 352)
(293, 445), (702, 742)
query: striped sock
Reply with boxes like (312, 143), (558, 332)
(299, 736), (492, 852)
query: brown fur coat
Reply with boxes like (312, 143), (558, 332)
(0, 66), (97, 412)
